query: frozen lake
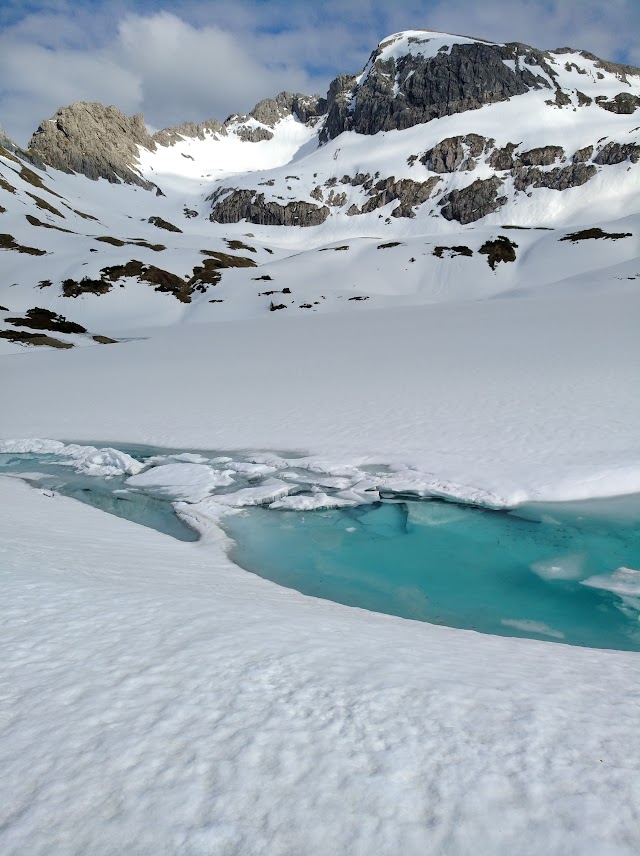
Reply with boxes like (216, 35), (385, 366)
(2, 444), (639, 651)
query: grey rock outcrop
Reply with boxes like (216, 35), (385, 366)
(595, 93), (640, 114)
(440, 176), (507, 224)
(593, 142), (640, 165)
(320, 75), (359, 144)
(573, 145), (594, 163)
(209, 189), (329, 226)
(235, 126), (274, 143)
(355, 176), (441, 218)
(28, 102), (158, 188)
(518, 146), (564, 166)
(322, 39), (554, 140)
(422, 135), (489, 172)
(513, 163), (596, 191)
(152, 119), (226, 146)
(248, 92), (326, 126)
(488, 143), (520, 171)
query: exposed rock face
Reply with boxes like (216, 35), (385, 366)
(28, 103), (157, 188)
(596, 93), (640, 114)
(518, 146), (564, 166)
(349, 176), (441, 218)
(209, 189), (329, 226)
(421, 135), (490, 172)
(234, 126), (274, 143)
(488, 143), (520, 171)
(320, 75), (359, 144)
(573, 145), (594, 163)
(152, 119), (226, 146)
(440, 176), (507, 224)
(248, 92), (326, 126)
(594, 142), (640, 165)
(514, 163), (596, 191)
(322, 40), (553, 140)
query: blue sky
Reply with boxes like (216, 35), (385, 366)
(1, 0), (639, 144)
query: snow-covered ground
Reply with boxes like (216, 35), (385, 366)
(2, 476), (639, 856)
(2, 283), (639, 506)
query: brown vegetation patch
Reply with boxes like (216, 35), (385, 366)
(478, 236), (518, 270)
(73, 208), (99, 221)
(148, 216), (182, 233)
(0, 330), (73, 348)
(26, 214), (75, 234)
(0, 233), (47, 255)
(377, 241), (403, 249)
(0, 145), (21, 164)
(17, 165), (64, 199)
(0, 175), (16, 194)
(559, 228), (632, 242)
(433, 245), (473, 258)
(226, 239), (257, 253)
(5, 306), (86, 334)
(62, 277), (113, 298)
(319, 245), (349, 251)
(94, 236), (165, 251)
(25, 192), (64, 217)
(92, 335), (118, 344)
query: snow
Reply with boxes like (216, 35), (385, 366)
(2, 283), (638, 507)
(1, 475), (639, 855)
(126, 462), (235, 502)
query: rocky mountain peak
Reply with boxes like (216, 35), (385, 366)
(321, 30), (557, 140)
(28, 102), (158, 189)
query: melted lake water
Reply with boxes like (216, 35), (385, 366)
(224, 498), (640, 651)
(2, 447), (639, 650)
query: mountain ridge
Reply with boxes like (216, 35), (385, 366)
(0, 27), (638, 353)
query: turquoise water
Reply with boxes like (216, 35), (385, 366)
(0, 451), (198, 542)
(2, 446), (640, 650)
(224, 498), (640, 651)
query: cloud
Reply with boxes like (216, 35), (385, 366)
(1, 0), (639, 146)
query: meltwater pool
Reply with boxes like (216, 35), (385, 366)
(2, 443), (639, 651)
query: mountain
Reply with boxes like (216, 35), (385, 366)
(1, 28), (639, 351)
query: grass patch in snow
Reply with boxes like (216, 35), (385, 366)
(560, 227), (633, 242)
(0, 233), (46, 255)
(433, 245), (473, 258)
(0, 175), (17, 194)
(225, 239), (257, 253)
(25, 192), (64, 218)
(0, 329), (73, 348)
(94, 236), (165, 251)
(377, 241), (403, 249)
(62, 277), (112, 298)
(5, 307), (86, 334)
(148, 216), (182, 233)
(25, 214), (75, 234)
(479, 236), (518, 270)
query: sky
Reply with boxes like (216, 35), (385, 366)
(1, 0), (639, 146)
